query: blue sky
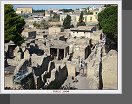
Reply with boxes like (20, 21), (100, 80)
(13, 4), (104, 10)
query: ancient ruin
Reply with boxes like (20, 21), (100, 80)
(4, 5), (118, 90)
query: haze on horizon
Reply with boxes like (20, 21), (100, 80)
(13, 4), (104, 10)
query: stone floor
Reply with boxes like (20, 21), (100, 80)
(4, 66), (16, 89)
(5, 75), (14, 88)
(62, 75), (98, 90)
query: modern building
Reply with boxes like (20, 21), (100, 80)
(60, 14), (98, 26)
(16, 7), (33, 14)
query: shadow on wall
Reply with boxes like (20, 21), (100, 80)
(29, 45), (44, 56)
(20, 73), (36, 89)
(33, 56), (53, 76)
(99, 61), (103, 89)
(46, 65), (68, 89)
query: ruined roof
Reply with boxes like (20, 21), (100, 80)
(67, 38), (90, 45)
(25, 39), (35, 43)
(48, 40), (69, 49)
(58, 32), (68, 36)
(70, 26), (95, 31)
(22, 29), (36, 32)
(91, 30), (102, 36)
(8, 40), (15, 45)
(49, 26), (64, 29)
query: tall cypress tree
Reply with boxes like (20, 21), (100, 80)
(63, 14), (72, 29)
(77, 11), (86, 27)
(5, 4), (25, 45)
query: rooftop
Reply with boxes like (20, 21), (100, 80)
(48, 40), (68, 49)
(22, 29), (36, 32)
(70, 26), (95, 31)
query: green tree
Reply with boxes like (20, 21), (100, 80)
(52, 13), (60, 22)
(33, 21), (37, 27)
(40, 19), (50, 29)
(63, 15), (72, 29)
(33, 21), (40, 29)
(5, 4), (25, 45)
(83, 7), (93, 15)
(104, 4), (113, 7)
(87, 10), (93, 15)
(33, 20), (50, 29)
(60, 9), (74, 13)
(33, 9), (45, 13)
(98, 6), (117, 42)
(77, 11), (86, 27)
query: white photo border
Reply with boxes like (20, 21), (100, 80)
(0, 0), (122, 94)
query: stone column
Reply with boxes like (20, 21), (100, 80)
(64, 48), (66, 58)
(57, 49), (59, 60)
(32, 70), (37, 89)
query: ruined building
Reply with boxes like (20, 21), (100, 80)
(4, 23), (117, 90)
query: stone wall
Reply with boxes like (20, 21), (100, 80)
(31, 54), (53, 76)
(13, 59), (36, 89)
(86, 45), (103, 89)
(44, 63), (68, 89)
(66, 61), (76, 77)
(102, 50), (118, 89)
(20, 73), (36, 89)
(7, 59), (20, 66)
(13, 59), (29, 75)
(49, 27), (64, 35)
(70, 31), (91, 38)
(73, 44), (91, 59)
(22, 30), (36, 39)
(86, 44), (117, 90)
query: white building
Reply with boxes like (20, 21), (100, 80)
(70, 26), (96, 38)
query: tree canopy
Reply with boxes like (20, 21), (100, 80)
(98, 6), (118, 42)
(60, 9), (74, 13)
(33, 20), (50, 29)
(40, 19), (50, 29)
(33, 21), (40, 29)
(77, 11), (86, 27)
(5, 4), (25, 45)
(51, 13), (60, 22)
(33, 9), (45, 13)
(83, 7), (93, 15)
(63, 15), (72, 29)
